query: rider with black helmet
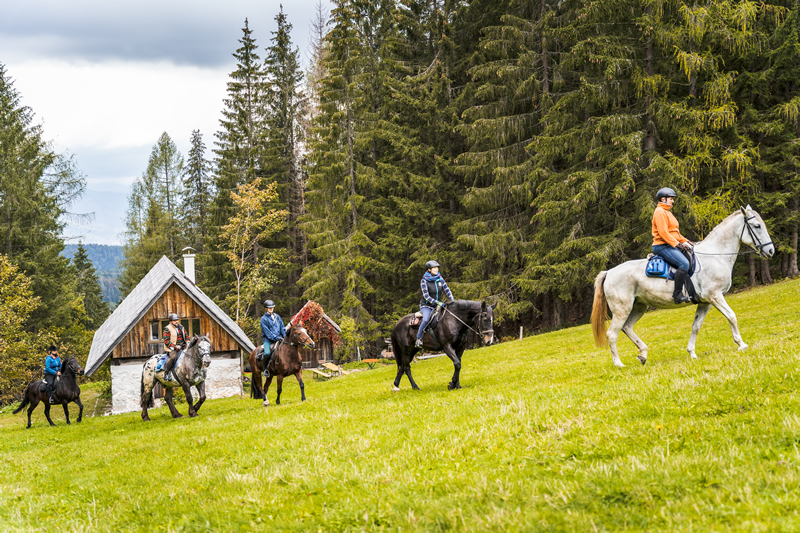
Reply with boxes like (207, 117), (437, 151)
(416, 260), (455, 348)
(260, 300), (286, 378)
(162, 313), (188, 381)
(652, 187), (694, 304)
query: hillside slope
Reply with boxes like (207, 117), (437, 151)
(1, 279), (798, 531)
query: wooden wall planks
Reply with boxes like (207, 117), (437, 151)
(112, 283), (245, 359)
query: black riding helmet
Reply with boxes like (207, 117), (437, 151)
(656, 187), (677, 201)
(424, 260), (440, 270)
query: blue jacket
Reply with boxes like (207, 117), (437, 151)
(420, 273), (454, 308)
(45, 355), (61, 376)
(261, 312), (286, 343)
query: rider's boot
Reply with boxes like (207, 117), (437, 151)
(673, 268), (692, 304)
(415, 338), (423, 348)
(262, 354), (272, 378)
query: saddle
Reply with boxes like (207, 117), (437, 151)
(645, 251), (700, 303)
(645, 250), (696, 280)
(409, 308), (442, 331)
(38, 380), (47, 393)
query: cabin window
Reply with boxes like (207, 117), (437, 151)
(149, 318), (202, 343)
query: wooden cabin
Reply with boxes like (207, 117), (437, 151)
(85, 255), (255, 414)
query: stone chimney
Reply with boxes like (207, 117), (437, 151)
(182, 247), (196, 284)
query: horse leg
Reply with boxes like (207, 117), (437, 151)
(26, 397), (39, 429)
(443, 345), (462, 390)
(164, 387), (183, 419)
(393, 361), (405, 392)
(44, 403), (55, 426)
(182, 382), (198, 417)
(621, 303), (649, 365)
(75, 397), (84, 422)
(404, 362), (420, 390)
(263, 376), (273, 406)
(276, 375), (284, 405)
(62, 402), (71, 425)
(192, 381), (206, 413)
(296, 371), (306, 401)
(687, 303), (712, 359)
(252, 360), (264, 400)
(708, 294), (748, 351)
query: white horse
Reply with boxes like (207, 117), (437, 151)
(592, 206), (775, 367)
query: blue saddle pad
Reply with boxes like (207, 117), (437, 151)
(155, 354), (169, 371)
(646, 253), (696, 280)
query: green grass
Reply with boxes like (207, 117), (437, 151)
(2, 279), (799, 531)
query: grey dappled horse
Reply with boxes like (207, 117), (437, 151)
(140, 335), (212, 420)
(592, 206), (775, 367)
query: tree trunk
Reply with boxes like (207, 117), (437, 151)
(790, 195), (799, 277)
(553, 296), (564, 329)
(782, 252), (790, 278)
(748, 254), (756, 286)
(760, 258), (773, 284)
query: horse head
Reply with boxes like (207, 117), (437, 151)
(288, 322), (316, 349)
(740, 205), (775, 259)
(476, 302), (497, 346)
(62, 356), (84, 376)
(189, 335), (212, 368)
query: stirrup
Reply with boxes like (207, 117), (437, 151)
(674, 295), (691, 304)
(415, 338), (423, 348)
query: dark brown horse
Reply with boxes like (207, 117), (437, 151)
(248, 323), (315, 406)
(391, 300), (496, 391)
(12, 356), (85, 428)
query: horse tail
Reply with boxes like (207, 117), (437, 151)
(140, 368), (154, 409)
(391, 330), (403, 366)
(12, 386), (30, 414)
(591, 271), (609, 348)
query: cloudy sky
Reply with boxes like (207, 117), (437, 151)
(2, 0), (322, 245)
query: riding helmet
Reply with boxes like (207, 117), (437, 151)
(168, 313), (180, 321)
(48, 345), (57, 353)
(264, 300), (276, 308)
(424, 260), (440, 270)
(656, 187), (677, 201)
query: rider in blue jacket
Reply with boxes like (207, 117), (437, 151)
(260, 300), (286, 378)
(416, 260), (455, 347)
(44, 345), (61, 404)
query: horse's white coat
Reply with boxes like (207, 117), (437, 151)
(596, 207), (775, 367)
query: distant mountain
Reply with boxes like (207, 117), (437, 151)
(62, 244), (124, 305)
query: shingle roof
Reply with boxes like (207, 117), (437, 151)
(85, 256), (255, 376)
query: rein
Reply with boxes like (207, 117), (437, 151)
(693, 213), (772, 257)
(443, 306), (493, 339)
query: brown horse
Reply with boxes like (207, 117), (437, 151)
(12, 356), (85, 428)
(248, 323), (315, 406)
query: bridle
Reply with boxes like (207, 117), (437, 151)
(288, 326), (315, 348)
(740, 211), (773, 257)
(444, 306), (495, 345)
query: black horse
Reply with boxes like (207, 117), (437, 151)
(391, 300), (496, 391)
(12, 356), (85, 428)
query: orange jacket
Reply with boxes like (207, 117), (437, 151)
(652, 203), (688, 247)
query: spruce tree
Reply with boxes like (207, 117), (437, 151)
(182, 129), (212, 257)
(0, 63), (85, 331)
(71, 241), (111, 329)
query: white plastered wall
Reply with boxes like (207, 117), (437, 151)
(110, 352), (243, 415)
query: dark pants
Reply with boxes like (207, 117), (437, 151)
(44, 373), (56, 401)
(653, 244), (691, 271)
(163, 349), (180, 374)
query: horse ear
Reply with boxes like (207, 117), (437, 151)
(491, 302), (497, 310)
(745, 204), (752, 211)
(740, 206), (747, 216)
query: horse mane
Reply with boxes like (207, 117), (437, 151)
(451, 300), (482, 311)
(701, 209), (745, 242)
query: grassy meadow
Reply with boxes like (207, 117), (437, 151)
(1, 279), (799, 531)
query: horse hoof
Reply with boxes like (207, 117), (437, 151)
(263, 400), (269, 407)
(173, 414), (183, 419)
(738, 344), (749, 351)
(189, 413), (198, 418)
(638, 355), (647, 365)
(613, 360), (625, 368)
(392, 386), (400, 392)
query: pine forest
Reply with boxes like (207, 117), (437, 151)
(2, 0), (800, 381)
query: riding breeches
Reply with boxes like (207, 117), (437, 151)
(44, 373), (56, 399)
(652, 244), (691, 271)
(417, 306), (434, 340)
